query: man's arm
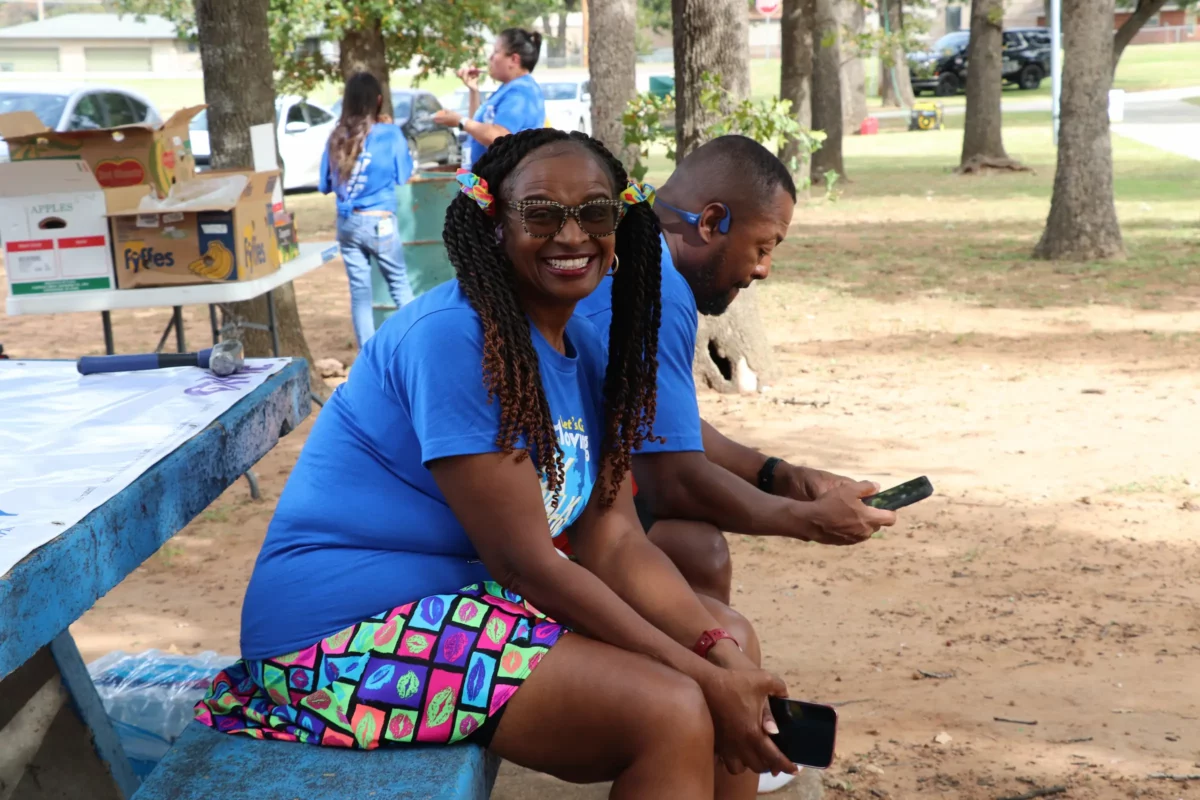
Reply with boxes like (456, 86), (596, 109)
(701, 418), (860, 503)
(634, 449), (892, 544)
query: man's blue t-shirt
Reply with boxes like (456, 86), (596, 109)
(468, 74), (545, 167)
(240, 281), (606, 659)
(576, 234), (703, 454)
(319, 123), (413, 218)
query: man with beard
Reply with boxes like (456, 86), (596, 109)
(576, 134), (895, 793)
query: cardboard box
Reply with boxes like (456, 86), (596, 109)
(0, 160), (125, 296)
(0, 106), (203, 199)
(106, 170), (286, 289)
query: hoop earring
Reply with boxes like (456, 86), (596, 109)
(610, 254), (620, 275)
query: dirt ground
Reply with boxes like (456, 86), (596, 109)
(4, 224), (1200, 799)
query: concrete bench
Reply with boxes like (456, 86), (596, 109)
(131, 722), (500, 800)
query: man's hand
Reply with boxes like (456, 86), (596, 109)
(774, 463), (859, 502)
(456, 66), (481, 91)
(432, 109), (461, 128)
(803, 481), (896, 545)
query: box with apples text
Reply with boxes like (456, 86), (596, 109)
(105, 170), (290, 289)
(0, 160), (147, 297)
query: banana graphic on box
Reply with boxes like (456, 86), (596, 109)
(187, 240), (235, 281)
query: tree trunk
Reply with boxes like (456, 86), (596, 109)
(340, 18), (393, 118)
(587, 0), (637, 165)
(693, 284), (775, 394)
(879, 0), (916, 107)
(671, 0), (772, 392)
(1032, 0), (1124, 262)
(779, 0), (814, 170)
(671, 0), (751, 158)
(194, 0), (322, 392)
(810, 0), (844, 181)
(838, 0), (868, 131)
(958, 0), (1024, 172)
(1113, 0), (1168, 71)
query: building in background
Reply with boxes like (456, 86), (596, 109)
(0, 13), (198, 75)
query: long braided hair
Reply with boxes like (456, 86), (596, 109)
(442, 128), (662, 507)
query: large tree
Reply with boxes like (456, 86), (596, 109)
(1033, 0), (1124, 261)
(878, 0), (916, 107)
(192, 0), (321, 396)
(779, 0), (814, 169)
(958, 0), (1025, 172)
(809, 0), (844, 181)
(670, 0), (774, 393)
(838, 0), (869, 132)
(670, 0), (750, 157)
(587, 0), (637, 164)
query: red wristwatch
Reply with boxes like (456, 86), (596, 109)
(693, 628), (739, 658)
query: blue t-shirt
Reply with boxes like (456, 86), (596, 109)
(240, 281), (606, 659)
(468, 74), (545, 168)
(319, 123), (413, 218)
(576, 235), (704, 454)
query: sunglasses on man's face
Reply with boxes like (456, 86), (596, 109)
(509, 199), (624, 238)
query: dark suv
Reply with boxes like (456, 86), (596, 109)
(909, 27), (1052, 97)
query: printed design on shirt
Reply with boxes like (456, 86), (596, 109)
(483, 102), (497, 125)
(342, 149), (374, 201)
(542, 414), (593, 538)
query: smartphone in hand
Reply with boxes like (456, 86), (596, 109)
(768, 697), (838, 769)
(861, 476), (933, 512)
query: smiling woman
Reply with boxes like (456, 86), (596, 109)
(193, 128), (796, 797)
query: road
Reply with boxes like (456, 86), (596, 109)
(875, 86), (1200, 161)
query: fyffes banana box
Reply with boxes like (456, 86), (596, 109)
(106, 170), (285, 289)
(0, 106), (202, 199)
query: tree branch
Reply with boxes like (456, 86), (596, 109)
(1112, 0), (1168, 71)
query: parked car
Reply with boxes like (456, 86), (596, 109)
(908, 27), (1051, 97)
(331, 89), (460, 169)
(540, 75), (591, 135)
(0, 82), (160, 162)
(440, 88), (494, 153)
(190, 95), (337, 191)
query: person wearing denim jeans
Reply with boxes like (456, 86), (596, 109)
(320, 72), (416, 348)
(336, 211), (414, 349)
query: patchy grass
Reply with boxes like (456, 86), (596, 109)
(775, 119), (1200, 310)
(1185, 96), (1200, 108)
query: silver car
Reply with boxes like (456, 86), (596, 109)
(0, 82), (161, 162)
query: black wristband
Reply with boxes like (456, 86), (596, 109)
(757, 457), (782, 494)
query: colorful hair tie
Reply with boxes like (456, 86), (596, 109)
(621, 180), (656, 208)
(455, 168), (495, 215)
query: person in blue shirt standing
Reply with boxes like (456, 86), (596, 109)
(319, 72), (415, 349)
(433, 28), (546, 168)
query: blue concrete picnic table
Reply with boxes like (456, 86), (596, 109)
(0, 358), (499, 800)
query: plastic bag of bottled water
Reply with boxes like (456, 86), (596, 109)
(87, 650), (234, 777)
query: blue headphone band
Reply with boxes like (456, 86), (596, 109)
(657, 200), (732, 234)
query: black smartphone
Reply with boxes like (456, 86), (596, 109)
(768, 697), (838, 769)
(861, 475), (933, 511)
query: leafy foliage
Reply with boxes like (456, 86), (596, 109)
(623, 73), (825, 187)
(115, 0), (509, 94)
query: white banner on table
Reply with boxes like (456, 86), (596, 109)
(0, 358), (289, 576)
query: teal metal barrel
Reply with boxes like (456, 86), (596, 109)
(371, 167), (460, 329)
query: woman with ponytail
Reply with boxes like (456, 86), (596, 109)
(199, 129), (794, 798)
(319, 71), (414, 349)
(433, 28), (547, 169)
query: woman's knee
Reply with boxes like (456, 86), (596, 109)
(634, 661), (714, 751)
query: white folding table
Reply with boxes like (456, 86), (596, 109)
(5, 241), (340, 356)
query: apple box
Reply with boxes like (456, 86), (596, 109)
(0, 160), (129, 296)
